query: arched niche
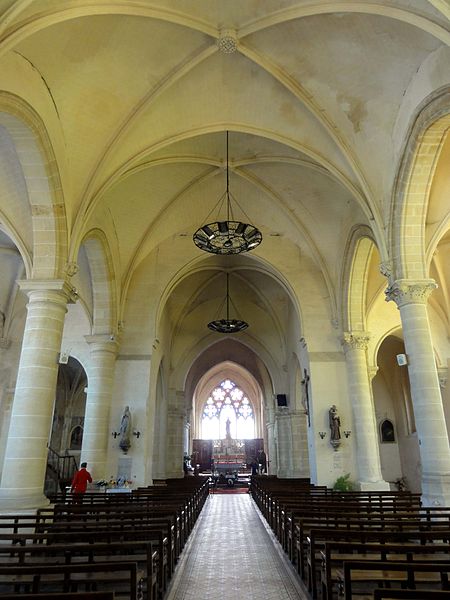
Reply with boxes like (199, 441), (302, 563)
(379, 418), (396, 443)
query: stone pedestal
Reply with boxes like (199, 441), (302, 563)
(165, 391), (185, 478)
(290, 410), (309, 478)
(275, 408), (292, 477)
(266, 420), (277, 475)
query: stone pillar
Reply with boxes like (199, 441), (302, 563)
(266, 415), (277, 475)
(386, 279), (450, 505)
(0, 280), (75, 509)
(184, 413), (191, 457)
(81, 335), (118, 480)
(342, 332), (389, 490)
(275, 407), (292, 477)
(166, 391), (185, 479)
(290, 410), (310, 478)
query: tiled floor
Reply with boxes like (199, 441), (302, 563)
(165, 493), (309, 600)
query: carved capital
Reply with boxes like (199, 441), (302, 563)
(64, 262), (79, 277)
(368, 366), (379, 381)
(438, 367), (448, 389)
(379, 261), (392, 279)
(18, 279), (78, 304)
(385, 279), (437, 307)
(342, 331), (371, 352)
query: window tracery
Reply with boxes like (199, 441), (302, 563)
(201, 379), (255, 439)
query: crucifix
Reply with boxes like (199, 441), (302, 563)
(301, 368), (311, 427)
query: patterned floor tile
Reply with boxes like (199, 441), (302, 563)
(165, 494), (309, 599)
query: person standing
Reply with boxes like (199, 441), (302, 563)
(71, 462), (92, 502)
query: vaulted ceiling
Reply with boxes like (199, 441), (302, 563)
(1, 0), (449, 352)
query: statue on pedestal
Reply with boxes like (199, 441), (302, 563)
(329, 405), (341, 451)
(119, 406), (132, 454)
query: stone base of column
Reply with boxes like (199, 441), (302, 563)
(291, 468), (310, 478)
(421, 473), (450, 507)
(277, 469), (290, 478)
(0, 489), (50, 510)
(358, 480), (391, 492)
(165, 470), (183, 479)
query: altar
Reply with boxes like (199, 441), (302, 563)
(192, 432), (264, 473)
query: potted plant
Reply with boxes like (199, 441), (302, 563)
(332, 473), (355, 492)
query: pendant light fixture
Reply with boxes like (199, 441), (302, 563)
(193, 131), (262, 255)
(208, 272), (248, 333)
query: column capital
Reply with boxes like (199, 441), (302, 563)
(385, 279), (437, 307)
(64, 262), (79, 277)
(18, 279), (78, 304)
(342, 331), (371, 351)
(84, 334), (119, 355)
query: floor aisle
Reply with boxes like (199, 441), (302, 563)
(165, 494), (309, 600)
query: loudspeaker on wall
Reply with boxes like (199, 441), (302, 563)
(276, 394), (288, 407)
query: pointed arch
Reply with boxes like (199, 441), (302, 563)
(341, 225), (378, 332)
(391, 87), (450, 281)
(80, 229), (118, 335)
(0, 92), (67, 279)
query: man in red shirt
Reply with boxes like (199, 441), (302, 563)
(71, 462), (92, 502)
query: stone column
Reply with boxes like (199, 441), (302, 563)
(342, 332), (389, 490)
(386, 279), (450, 505)
(266, 414), (277, 475)
(81, 335), (118, 480)
(275, 407), (292, 477)
(0, 280), (75, 509)
(184, 413), (191, 457)
(165, 391), (185, 479)
(290, 410), (310, 478)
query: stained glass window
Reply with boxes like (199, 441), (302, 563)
(201, 379), (255, 439)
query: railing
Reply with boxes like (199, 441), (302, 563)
(47, 446), (78, 481)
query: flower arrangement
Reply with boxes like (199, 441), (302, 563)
(95, 477), (133, 489)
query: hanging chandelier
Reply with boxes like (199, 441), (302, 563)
(193, 132), (262, 255)
(208, 273), (249, 333)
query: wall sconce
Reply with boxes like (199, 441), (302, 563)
(344, 430), (352, 438)
(319, 432), (327, 439)
(112, 431), (119, 439)
(133, 430), (141, 439)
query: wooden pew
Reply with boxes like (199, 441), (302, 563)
(320, 541), (450, 600)
(0, 562), (140, 598)
(296, 516), (450, 582)
(341, 561), (450, 600)
(0, 528), (165, 597)
(0, 594), (114, 600)
(0, 540), (158, 600)
(306, 528), (450, 599)
(285, 505), (450, 562)
(373, 590), (450, 599)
